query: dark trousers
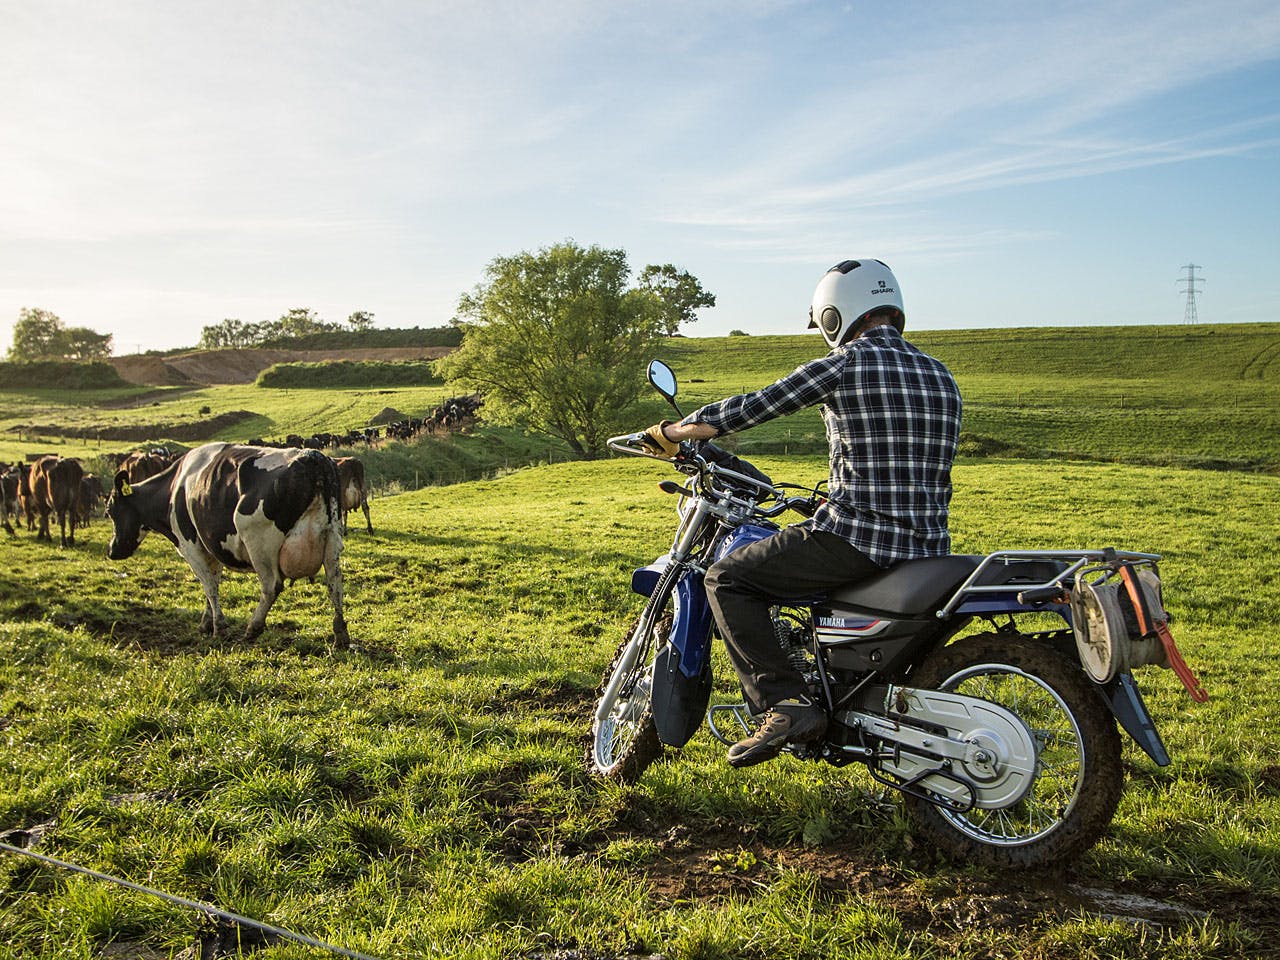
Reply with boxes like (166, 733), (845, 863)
(705, 524), (882, 714)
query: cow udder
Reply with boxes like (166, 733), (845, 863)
(278, 497), (332, 579)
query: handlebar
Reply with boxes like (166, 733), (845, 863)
(608, 430), (821, 519)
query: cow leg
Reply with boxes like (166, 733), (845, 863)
(36, 506), (51, 541)
(361, 499), (372, 534)
(323, 532), (349, 647)
(179, 546), (226, 637)
(244, 564), (284, 642)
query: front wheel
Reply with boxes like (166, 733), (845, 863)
(586, 613), (668, 783)
(902, 633), (1123, 868)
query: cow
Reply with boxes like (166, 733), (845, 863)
(31, 456), (85, 546)
(333, 456), (373, 534)
(106, 443), (348, 645)
(0, 464), (13, 535)
(78, 474), (105, 526)
(14, 463), (37, 531)
(120, 450), (174, 483)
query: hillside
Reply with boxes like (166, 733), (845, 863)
(110, 345), (455, 386)
(663, 322), (1280, 471)
(4, 322), (1277, 474)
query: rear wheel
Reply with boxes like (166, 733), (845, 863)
(586, 612), (669, 783)
(902, 633), (1123, 868)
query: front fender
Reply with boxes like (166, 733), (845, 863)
(653, 572), (715, 747)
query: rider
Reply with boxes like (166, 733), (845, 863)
(642, 259), (962, 767)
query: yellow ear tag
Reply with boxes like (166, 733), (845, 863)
(120, 481), (133, 496)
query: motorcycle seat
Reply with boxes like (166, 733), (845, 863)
(823, 555), (1071, 617)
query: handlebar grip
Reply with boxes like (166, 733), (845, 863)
(1017, 585), (1069, 606)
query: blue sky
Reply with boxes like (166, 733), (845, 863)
(2, 0), (1278, 353)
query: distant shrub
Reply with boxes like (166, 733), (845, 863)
(257, 326), (463, 350)
(0, 360), (128, 389)
(728, 329), (750, 336)
(256, 359), (443, 389)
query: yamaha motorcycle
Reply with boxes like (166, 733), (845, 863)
(587, 360), (1206, 868)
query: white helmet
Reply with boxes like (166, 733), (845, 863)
(808, 259), (905, 348)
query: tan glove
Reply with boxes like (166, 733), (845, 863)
(641, 420), (681, 458)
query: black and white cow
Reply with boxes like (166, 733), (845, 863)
(106, 443), (348, 644)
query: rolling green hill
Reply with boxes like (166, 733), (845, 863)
(1, 323), (1276, 477)
(661, 322), (1280, 471)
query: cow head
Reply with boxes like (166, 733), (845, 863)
(106, 470), (147, 560)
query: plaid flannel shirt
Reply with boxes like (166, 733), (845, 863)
(687, 327), (961, 566)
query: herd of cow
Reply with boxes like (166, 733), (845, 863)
(0, 395), (486, 645)
(1, 447), (373, 548)
(3, 443), (374, 645)
(245, 393), (484, 451)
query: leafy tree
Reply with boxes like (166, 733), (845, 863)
(9, 307), (66, 360)
(199, 318), (256, 349)
(276, 307), (333, 338)
(728, 328), (750, 336)
(62, 326), (113, 360)
(436, 240), (661, 459)
(636, 263), (716, 336)
(8, 307), (112, 360)
(347, 310), (376, 331)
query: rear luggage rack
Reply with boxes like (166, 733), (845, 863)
(936, 549), (1161, 619)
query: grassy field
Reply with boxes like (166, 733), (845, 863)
(1, 323), (1278, 958)
(0, 453), (1277, 959)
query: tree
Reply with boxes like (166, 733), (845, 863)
(199, 318), (256, 349)
(276, 307), (332, 338)
(436, 240), (662, 459)
(8, 307), (112, 360)
(63, 326), (113, 360)
(347, 310), (375, 331)
(636, 263), (716, 336)
(9, 308), (66, 360)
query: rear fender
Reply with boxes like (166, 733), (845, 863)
(1101, 671), (1170, 766)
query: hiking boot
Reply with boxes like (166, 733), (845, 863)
(726, 698), (827, 768)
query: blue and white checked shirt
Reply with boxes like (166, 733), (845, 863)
(687, 327), (961, 566)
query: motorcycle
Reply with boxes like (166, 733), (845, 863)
(587, 360), (1207, 868)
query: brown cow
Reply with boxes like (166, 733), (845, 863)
(333, 456), (373, 534)
(120, 451), (173, 483)
(0, 464), (14, 535)
(15, 463), (37, 531)
(31, 456), (85, 546)
(78, 474), (105, 526)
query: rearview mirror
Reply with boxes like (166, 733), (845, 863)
(647, 360), (677, 401)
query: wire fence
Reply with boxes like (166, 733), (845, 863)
(0, 841), (387, 960)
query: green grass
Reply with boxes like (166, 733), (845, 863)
(0, 323), (1277, 957)
(0, 455), (1275, 958)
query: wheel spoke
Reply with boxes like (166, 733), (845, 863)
(937, 662), (1087, 848)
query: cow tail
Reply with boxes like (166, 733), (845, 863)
(318, 451), (342, 528)
(300, 450), (342, 528)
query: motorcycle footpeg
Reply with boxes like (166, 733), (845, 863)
(707, 703), (755, 746)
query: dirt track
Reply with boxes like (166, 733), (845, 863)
(110, 346), (454, 386)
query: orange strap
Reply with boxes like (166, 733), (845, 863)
(1120, 564), (1208, 703)
(1156, 620), (1209, 702)
(1118, 564), (1151, 635)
